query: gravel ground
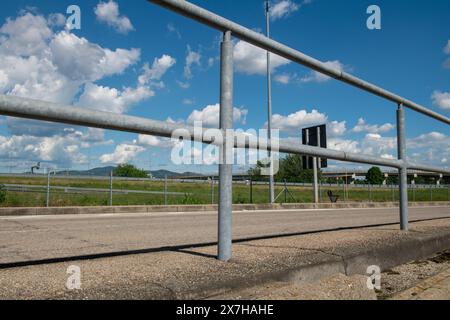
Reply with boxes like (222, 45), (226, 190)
(377, 250), (450, 299)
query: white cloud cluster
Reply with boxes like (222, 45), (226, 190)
(352, 118), (395, 134)
(184, 45), (201, 79)
(271, 109), (327, 132)
(138, 55), (176, 85)
(100, 143), (145, 164)
(0, 128), (113, 167)
(431, 91), (450, 110)
(0, 10), (174, 167)
(234, 40), (290, 75)
(274, 74), (291, 84)
(94, 0), (134, 34)
(301, 60), (344, 83)
(50, 31), (141, 82)
(445, 40), (450, 54)
(78, 83), (154, 114)
(328, 121), (347, 137)
(187, 103), (248, 128)
(269, 0), (299, 21)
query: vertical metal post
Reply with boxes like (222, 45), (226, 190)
(218, 30), (234, 262)
(430, 186), (433, 202)
(109, 171), (113, 206)
(164, 175), (168, 205)
(266, 0), (275, 204)
(313, 158), (318, 203)
(369, 183), (372, 202)
(46, 170), (51, 208)
(211, 176), (215, 205)
(284, 179), (287, 203)
(249, 178), (253, 204)
(397, 104), (409, 230)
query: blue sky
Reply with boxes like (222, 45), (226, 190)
(0, 0), (449, 174)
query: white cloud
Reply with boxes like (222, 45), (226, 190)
(0, 132), (97, 166)
(184, 45), (201, 79)
(352, 118), (395, 134)
(100, 144), (145, 164)
(0, 13), (52, 57)
(431, 91), (450, 110)
(167, 23), (181, 39)
(360, 133), (397, 156)
(328, 121), (346, 137)
(234, 40), (290, 75)
(187, 103), (248, 128)
(301, 60), (345, 83)
(77, 82), (154, 114)
(274, 74), (291, 84)
(444, 40), (450, 54)
(137, 135), (162, 147)
(444, 59), (450, 69)
(271, 109), (327, 132)
(270, 1), (299, 21)
(138, 54), (176, 85)
(0, 70), (9, 90)
(328, 138), (360, 153)
(182, 98), (194, 105)
(94, 0), (134, 34)
(50, 31), (140, 82)
(47, 13), (66, 28)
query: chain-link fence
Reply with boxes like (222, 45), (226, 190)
(0, 173), (448, 207)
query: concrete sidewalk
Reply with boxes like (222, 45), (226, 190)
(1, 217), (450, 299)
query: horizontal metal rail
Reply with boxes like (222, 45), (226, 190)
(0, 95), (448, 175)
(148, 0), (450, 125)
(2, 184), (189, 196)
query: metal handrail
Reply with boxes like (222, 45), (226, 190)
(148, 0), (450, 125)
(0, 94), (447, 174)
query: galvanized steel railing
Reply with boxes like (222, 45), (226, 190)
(0, 0), (449, 261)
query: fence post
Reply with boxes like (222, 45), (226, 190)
(369, 183), (372, 202)
(109, 170), (113, 206)
(430, 185), (433, 202)
(218, 30), (234, 262)
(46, 170), (51, 207)
(164, 175), (168, 205)
(397, 104), (409, 230)
(284, 179), (287, 203)
(249, 178), (253, 204)
(211, 176), (214, 205)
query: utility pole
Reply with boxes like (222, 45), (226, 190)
(266, 0), (275, 204)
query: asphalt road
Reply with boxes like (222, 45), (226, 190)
(0, 206), (449, 266)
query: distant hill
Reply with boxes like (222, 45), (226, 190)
(56, 166), (115, 177)
(54, 167), (205, 179)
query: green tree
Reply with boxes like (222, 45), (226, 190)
(247, 160), (269, 181)
(0, 185), (6, 204)
(275, 154), (316, 183)
(113, 164), (148, 178)
(366, 166), (384, 185)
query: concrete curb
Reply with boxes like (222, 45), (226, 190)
(192, 226), (450, 300)
(0, 201), (448, 216)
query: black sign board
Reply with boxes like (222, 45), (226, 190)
(302, 124), (328, 169)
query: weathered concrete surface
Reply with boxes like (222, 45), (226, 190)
(0, 212), (449, 300)
(208, 274), (377, 300)
(0, 201), (448, 216)
(0, 206), (449, 267)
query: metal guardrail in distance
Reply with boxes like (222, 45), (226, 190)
(0, 0), (448, 261)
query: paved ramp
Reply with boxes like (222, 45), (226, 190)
(0, 206), (449, 266)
